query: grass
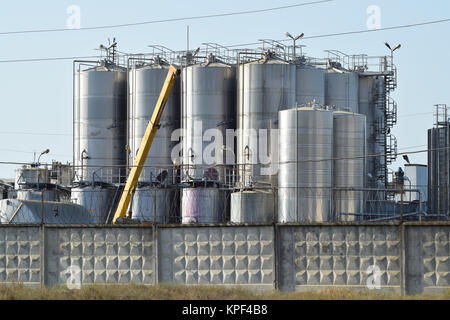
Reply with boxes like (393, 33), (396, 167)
(0, 283), (449, 300)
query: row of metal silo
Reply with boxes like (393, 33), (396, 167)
(71, 51), (382, 224)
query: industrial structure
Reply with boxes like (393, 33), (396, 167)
(428, 104), (450, 217)
(0, 37), (445, 225)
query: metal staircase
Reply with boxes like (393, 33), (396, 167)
(373, 60), (398, 188)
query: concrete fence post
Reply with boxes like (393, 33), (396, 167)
(153, 224), (158, 285)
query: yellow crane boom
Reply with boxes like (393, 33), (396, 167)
(113, 65), (179, 224)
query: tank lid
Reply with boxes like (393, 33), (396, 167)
(289, 106), (332, 112)
(188, 54), (233, 68)
(238, 189), (274, 195)
(83, 60), (126, 72)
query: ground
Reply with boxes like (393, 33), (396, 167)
(0, 284), (449, 300)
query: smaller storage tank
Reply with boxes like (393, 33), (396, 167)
(326, 69), (359, 112)
(278, 106), (334, 223)
(130, 187), (179, 224)
(181, 188), (227, 224)
(230, 190), (275, 223)
(333, 111), (366, 221)
(71, 185), (115, 224)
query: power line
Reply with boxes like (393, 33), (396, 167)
(0, 1), (333, 36)
(0, 145), (446, 168)
(397, 112), (434, 118)
(0, 107), (438, 138)
(0, 55), (97, 64)
(0, 16), (449, 65)
(225, 17), (450, 47)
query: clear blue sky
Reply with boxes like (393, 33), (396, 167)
(0, 0), (449, 178)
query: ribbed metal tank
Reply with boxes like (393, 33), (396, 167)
(358, 75), (385, 188)
(182, 59), (236, 182)
(237, 55), (296, 187)
(333, 111), (366, 221)
(230, 190), (275, 223)
(181, 188), (227, 224)
(71, 186), (115, 224)
(278, 107), (333, 223)
(325, 69), (359, 112)
(73, 62), (127, 184)
(130, 187), (179, 224)
(128, 62), (180, 180)
(296, 65), (325, 106)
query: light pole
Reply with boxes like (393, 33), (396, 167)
(37, 149), (50, 166)
(384, 42), (401, 67)
(285, 32), (304, 61)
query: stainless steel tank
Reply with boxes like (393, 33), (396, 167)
(181, 188), (227, 224)
(296, 65), (325, 106)
(182, 59), (236, 182)
(237, 55), (296, 187)
(326, 69), (359, 112)
(74, 62), (127, 184)
(278, 107), (334, 223)
(333, 111), (366, 221)
(130, 187), (178, 224)
(230, 189), (275, 223)
(71, 186), (115, 224)
(128, 62), (180, 181)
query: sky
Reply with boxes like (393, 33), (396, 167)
(0, 0), (449, 178)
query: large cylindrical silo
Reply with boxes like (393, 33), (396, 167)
(73, 62), (127, 184)
(237, 55), (296, 187)
(181, 188), (228, 224)
(333, 111), (366, 221)
(128, 62), (181, 223)
(128, 62), (180, 179)
(325, 69), (359, 113)
(181, 59), (236, 183)
(278, 107), (333, 223)
(296, 65), (325, 106)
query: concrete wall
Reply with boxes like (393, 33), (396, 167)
(0, 223), (448, 295)
(158, 226), (275, 289)
(45, 226), (155, 286)
(0, 226), (41, 286)
(405, 224), (450, 294)
(278, 225), (401, 293)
